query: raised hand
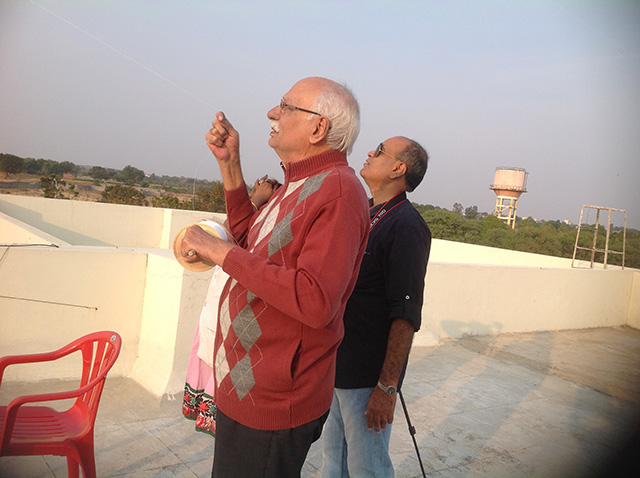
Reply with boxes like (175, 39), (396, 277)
(250, 175), (281, 209)
(205, 111), (240, 163)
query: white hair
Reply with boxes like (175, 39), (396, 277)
(310, 82), (360, 155)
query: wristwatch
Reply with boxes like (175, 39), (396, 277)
(377, 381), (397, 396)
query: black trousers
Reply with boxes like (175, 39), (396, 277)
(211, 409), (329, 478)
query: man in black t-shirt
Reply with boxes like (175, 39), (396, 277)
(323, 136), (431, 477)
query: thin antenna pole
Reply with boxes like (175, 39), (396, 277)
(398, 390), (427, 478)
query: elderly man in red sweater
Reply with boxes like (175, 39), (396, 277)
(181, 77), (370, 477)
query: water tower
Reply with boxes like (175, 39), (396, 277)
(490, 167), (528, 229)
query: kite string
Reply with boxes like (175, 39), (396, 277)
(28, 0), (216, 110)
(27, 0), (218, 208)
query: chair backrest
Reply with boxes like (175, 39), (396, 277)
(68, 332), (122, 414)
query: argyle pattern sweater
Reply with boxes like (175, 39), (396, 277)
(215, 150), (369, 430)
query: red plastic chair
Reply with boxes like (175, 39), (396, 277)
(0, 331), (121, 478)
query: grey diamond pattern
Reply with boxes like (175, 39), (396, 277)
(267, 170), (331, 257)
(232, 303), (262, 352)
(298, 171), (330, 202)
(268, 209), (294, 257)
(229, 354), (256, 401)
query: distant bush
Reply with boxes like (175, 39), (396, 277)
(100, 184), (148, 206)
(151, 195), (182, 209)
(40, 175), (78, 200)
(151, 181), (226, 213)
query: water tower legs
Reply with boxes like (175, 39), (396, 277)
(494, 196), (519, 229)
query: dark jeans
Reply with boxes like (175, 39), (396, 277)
(211, 409), (329, 478)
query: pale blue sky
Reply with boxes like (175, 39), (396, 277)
(1, 0), (639, 227)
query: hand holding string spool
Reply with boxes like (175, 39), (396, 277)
(173, 219), (233, 272)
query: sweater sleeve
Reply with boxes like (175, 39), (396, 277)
(222, 193), (369, 329)
(224, 184), (258, 248)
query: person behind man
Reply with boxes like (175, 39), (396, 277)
(181, 175), (280, 437)
(322, 136), (431, 477)
(180, 77), (370, 477)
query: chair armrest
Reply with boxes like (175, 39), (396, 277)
(0, 347), (80, 368)
(6, 376), (105, 408)
(0, 346), (83, 386)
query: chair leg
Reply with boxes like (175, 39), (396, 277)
(76, 441), (97, 478)
(79, 456), (97, 478)
(66, 457), (80, 478)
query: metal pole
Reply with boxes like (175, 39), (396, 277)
(590, 208), (600, 268)
(398, 390), (427, 478)
(604, 208), (612, 268)
(622, 210), (627, 269)
(572, 205), (585, 268)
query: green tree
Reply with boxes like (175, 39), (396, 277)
(412, 202), (436, 216)
(480, 214), (509, 232)
(518, 217), (537, 229)
(23, 157), (41, 174)
(40, 160), (63, 176)
(512, 224), (562, 255)
(0, 153), (25, 177)
(464, 205), (479, 220)
(120, 165), (145, 185)
(90, 166), (112, 180)
(475, 216), (514, 249)
(59, 161), (77, 175)
(422, 209), (467, 241)
(100, 184), (148, 206)
(621, 231), (640, 268)
(481, 227), (516, 250)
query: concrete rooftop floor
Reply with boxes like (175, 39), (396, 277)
(1, 326), (639, 478)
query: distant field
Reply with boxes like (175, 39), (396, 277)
(0, 174), (192, 203)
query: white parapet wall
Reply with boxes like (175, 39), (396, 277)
(628, 271), (640, 330)
(0, 195), (224, 398)
(131, 250), (215, 399)
(0, 245), (147, 381)
(1, 194), (638, 398)
(429, 238), (574, 267)
(414, 263), (637, 346)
